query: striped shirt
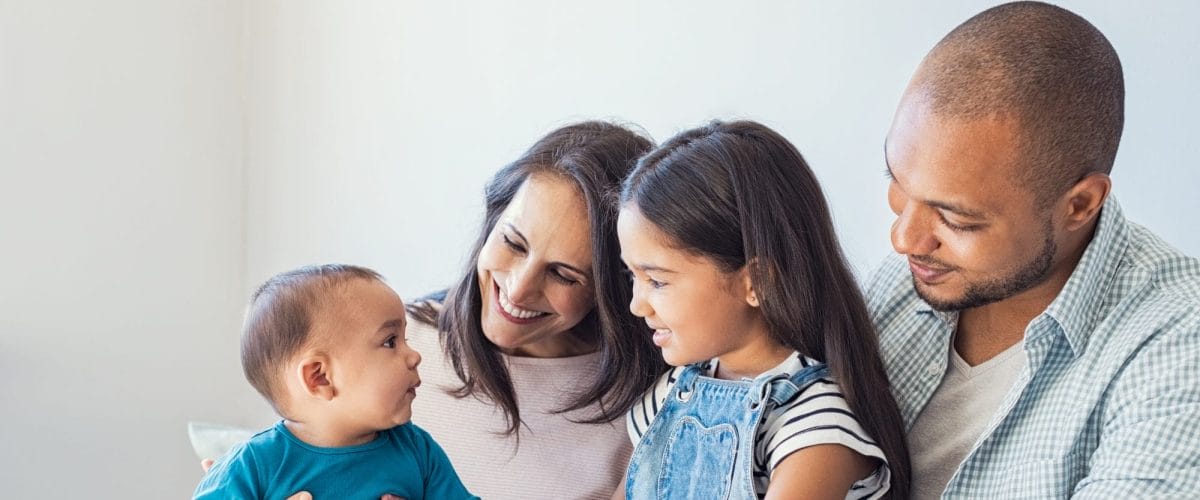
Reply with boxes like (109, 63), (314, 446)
(627, 353), (890, 499)
(868, 197), (1200, 498)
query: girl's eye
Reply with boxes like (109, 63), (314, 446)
(501, 234), (526, 253)
(647, 277), (666, 289)
(382, 335), (397, 349)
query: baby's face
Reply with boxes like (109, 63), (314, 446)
(315, 279), (422, 432)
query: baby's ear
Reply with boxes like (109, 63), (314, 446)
(295, 353), (335, 401)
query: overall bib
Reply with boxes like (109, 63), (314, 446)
(625, 361), (830, 500)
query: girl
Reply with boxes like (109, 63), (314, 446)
(615, 121), (911, 499)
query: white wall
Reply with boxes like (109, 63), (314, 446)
(244, 0), (1200, 306)
(2, 1), (1197, 497)
(0, 1), (261, 497)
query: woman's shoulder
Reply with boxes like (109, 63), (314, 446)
(405, 290), (446, 324)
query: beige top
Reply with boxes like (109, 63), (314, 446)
(906, 339), (1027, 500)
(407, 316), (630, 500)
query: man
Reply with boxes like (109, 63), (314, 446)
(869, 2), (1200, 498)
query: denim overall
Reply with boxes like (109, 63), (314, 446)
(625, 361), (831, 500)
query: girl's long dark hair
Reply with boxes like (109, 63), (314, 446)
(621, 120), (911, 498)
(408, 121), (668, 436)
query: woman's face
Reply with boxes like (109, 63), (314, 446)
(476, 173), (597, 358)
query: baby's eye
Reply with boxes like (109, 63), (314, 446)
(382, 335), (397, 349)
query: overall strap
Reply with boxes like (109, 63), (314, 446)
(760, 363), (830, 407)
(672, 362), (706, 394)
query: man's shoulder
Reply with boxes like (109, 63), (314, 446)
(1090, 221), (1200, 355)
(1076, 220), (1200, 388)
(1122, 222), (1200, 308)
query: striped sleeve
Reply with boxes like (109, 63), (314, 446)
(626, 366), (683, 443)
(757, 376), (891, 499)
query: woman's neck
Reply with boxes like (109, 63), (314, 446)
(501, 329), (598, 358)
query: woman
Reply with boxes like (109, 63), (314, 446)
(404, 121), (668, 499)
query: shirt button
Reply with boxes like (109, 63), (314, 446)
(926, 365), (941, 376)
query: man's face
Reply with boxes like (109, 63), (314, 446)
(884, 97), (1058, 311)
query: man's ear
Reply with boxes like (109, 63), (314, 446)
(295, 352), (336, 401)
(1061, 172), (1111, 231)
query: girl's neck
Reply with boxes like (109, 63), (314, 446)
(714, 340), (794, 380)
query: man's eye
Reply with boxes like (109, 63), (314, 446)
(938, 212), (980, 232)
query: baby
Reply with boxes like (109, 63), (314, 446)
(195, 264), (476, 499)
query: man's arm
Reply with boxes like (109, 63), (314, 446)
(1073, 321), (1200, 497)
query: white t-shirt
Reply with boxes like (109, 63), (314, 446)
(627, 353), (891, 499)
(907, 340), (1027, 500)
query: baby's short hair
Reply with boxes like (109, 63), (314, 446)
(241, 264), (383, 411)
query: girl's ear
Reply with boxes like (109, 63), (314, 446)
(295, 352), (336, 401)
(741, 259), (760, 308)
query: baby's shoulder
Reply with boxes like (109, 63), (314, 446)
(194, 426), (281, 498)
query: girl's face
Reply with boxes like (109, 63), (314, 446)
(617, 204), (776, 376)
(475, 173), (597, 358)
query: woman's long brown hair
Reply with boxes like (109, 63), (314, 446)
(408, 121), (669, 436)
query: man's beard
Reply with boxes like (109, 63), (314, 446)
(915, 230), (1057, 312)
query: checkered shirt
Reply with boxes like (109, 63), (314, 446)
(867, 196), (1200, 498)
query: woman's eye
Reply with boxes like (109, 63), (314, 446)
(501, 234), (526, 253)
(550, 269), (581, 286)
(647, 277), (665, 289)
(382, 335), (397, 348)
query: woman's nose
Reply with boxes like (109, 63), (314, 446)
(505, 262), (542, 305)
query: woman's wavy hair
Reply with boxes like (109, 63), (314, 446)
(621, 120), (911, 498)
(408, 121), (668, 436)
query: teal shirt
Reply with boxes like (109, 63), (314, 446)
(868, 197), (1200, 498)
(194, 421), (477, 500)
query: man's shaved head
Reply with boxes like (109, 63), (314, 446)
(909, 1), (1124, 206)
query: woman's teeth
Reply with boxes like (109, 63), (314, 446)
(499, 289), (546, 319)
